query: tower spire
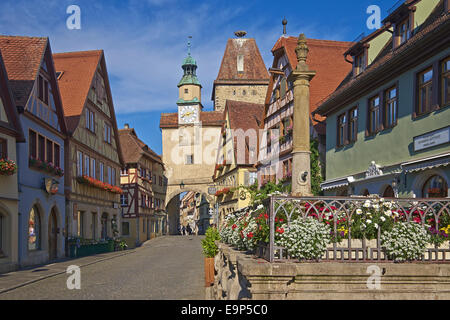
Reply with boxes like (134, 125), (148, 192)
(187, 35), (192, 56)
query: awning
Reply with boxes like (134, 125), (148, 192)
(321, 176), (354, 191)
(402, 153), (450, 173)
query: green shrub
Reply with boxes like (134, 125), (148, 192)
(201, 227), (221, 258)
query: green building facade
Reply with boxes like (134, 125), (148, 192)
(316, 0), (449, 198)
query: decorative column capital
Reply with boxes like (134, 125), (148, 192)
(288, 34), (316, 83)
(295, 33), (309, 69)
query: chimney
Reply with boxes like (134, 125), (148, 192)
(124, 123), (129, 129)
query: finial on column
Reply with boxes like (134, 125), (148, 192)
(295, 33), (309, 70)
(282, 18), (287, 36)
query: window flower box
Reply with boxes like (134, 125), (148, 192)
(76, 175), (123, 194)
(29, 157), (64, 177)
(0, 158), (17, 176)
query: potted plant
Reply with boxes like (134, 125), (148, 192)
(201, 227), (221, 287)
(0, 158), (17, 176)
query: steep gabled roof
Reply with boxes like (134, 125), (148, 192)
(0, 49), (24, 141)
(269, 37), (352, 123)
(53, 49), (124, 165)
(160, 111), (224, 128)
(119, 127), (163, 165)
(0, 36), (47, 107)
(214, 100), (264, 173)
(226, 100), (264, 132)
(0, 35), (67, 135)
(213, 37), (269, 90)
(53, 50), (102, 132)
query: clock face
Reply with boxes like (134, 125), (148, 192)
(179, 105), (198, 124)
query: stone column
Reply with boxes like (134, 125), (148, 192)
(288, 34), (316, 197)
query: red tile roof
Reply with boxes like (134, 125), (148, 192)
(160, 111), (224, 128)
(119, 128), (163, 165)
(53, 50), (102, 132)
(0, 49), (24, 141)
(226, 100), (264, 132)
(0, 36), (48, 107)
(214, 38), (270, 83)
(270, 37), (352, 123)
(316, 3), (449, 116)
(226, 100), (264, 166)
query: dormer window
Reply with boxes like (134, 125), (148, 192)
(354, 51), (366, 76)
(237, 54), (244, 73)
(395, 18), (410, 47)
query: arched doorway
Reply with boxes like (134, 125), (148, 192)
(48, 208), (58, 260)
(422, 175), (448, 198)
(28, 205), (41, 251)
(383, 185), (395, 198)
(101, 213), (108, 239)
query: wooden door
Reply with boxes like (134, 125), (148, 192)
(48, 209), (58, 260)
(383, 186), (395, 198)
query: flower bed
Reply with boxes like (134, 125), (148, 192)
(220, 196), (450, 263)
(76, 175), (123, 194)
(29, 157), (64, 177)
(0, 158), (17, 175)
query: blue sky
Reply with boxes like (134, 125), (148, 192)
(0, 0), (398, 154)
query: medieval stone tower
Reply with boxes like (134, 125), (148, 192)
(212, 31), (270, 112)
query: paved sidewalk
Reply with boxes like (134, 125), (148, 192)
(0, 248), (136, 294)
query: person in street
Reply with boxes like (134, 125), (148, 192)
(186, 224), (192, 235)
(182, 225), (186, 236)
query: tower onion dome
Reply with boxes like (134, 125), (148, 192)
(178, 43), (201, 87)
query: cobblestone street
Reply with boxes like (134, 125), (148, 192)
(0, 236), (205, 300)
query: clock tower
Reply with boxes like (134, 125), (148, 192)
(178, 37), (202, 125)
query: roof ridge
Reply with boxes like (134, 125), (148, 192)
(0, 35), (47, 40)
(53, 50), (103, 58)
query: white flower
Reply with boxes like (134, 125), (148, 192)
(364, 202), (371, 208)
(380, 198), (385, 203)
(356, 209), (363, 215)
(257, 204), (264, 210)
(384, 210), (392, 216)
(374, 223), (379, 229)
(367, 219), (372, 224)
(373, 204), (379, 210)
(380, 216), (386, 222)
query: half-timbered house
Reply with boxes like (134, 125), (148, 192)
(0, 36), (67, 267)
(53, 50), (124, 251)
(257, 35), (352, 188)
(119, 125), (167, 248)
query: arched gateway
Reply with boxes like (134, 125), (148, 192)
(160, 41), (223, 235)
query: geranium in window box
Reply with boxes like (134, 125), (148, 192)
(29, 157), (64, 177)
(76, 175), (123, 194)
(0, 158), (17, 176)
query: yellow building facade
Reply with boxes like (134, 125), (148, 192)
(213, 100), (263, 226)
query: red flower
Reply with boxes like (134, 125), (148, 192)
(232, 224), (237, 230)
(247, 232), (254, 239)
(276, 227), (284, 234)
